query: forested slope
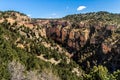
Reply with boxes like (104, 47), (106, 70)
(0, 11), (120, 80)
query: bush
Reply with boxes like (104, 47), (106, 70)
(85, 65), (111, 80)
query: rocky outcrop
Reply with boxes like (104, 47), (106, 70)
(1, 11), (119, 72)
(45, 21), (92, 51)
(45, 20), (120, 72)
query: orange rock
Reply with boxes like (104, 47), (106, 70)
(69, 31), (74, 40)
(102, 43), (111, 54)
(61, 28), (67, 42)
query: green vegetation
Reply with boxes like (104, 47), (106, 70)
(0, 17), (83, 80)
(64, 11), (120, 24)
(0, 11), (120, 80)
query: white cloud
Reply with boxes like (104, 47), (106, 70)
(27, 14), (31, 17)
(48, 17), (52, 18)
(77, 6), (86, 11)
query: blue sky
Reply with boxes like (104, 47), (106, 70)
(0, 0), (120, 18)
